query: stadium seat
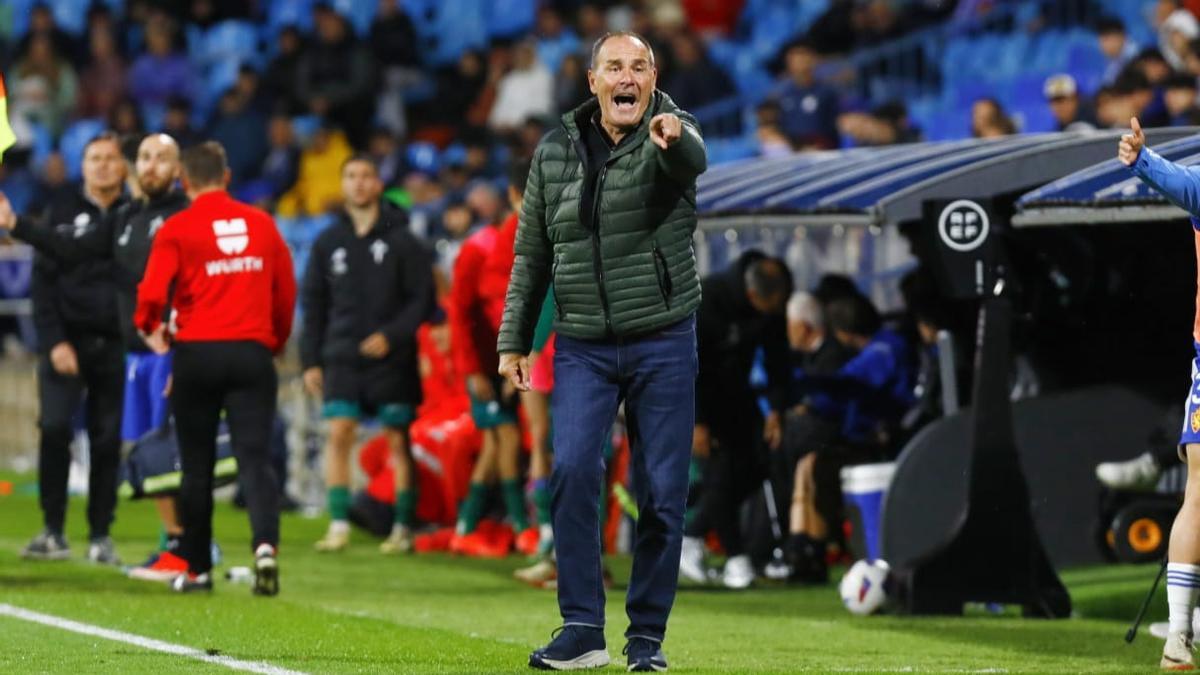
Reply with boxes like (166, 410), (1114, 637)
(58, 118), (107, 181)
(441, 143), (467, 168)
(486, 0), (536, 39)
(195, 59), (243, 119)
(27, 122), (55, 172)
(8, 0), (38, 38)
(50, 0), (90, 36)
(706, 137), (759, 165)
(329, 0), (376, 36)
(1011, 104), (1056, 134)
(198, 20), (262, 71)
(426, 0), (488, 66)
(406, 142), (440, 174)
(290, 115), (321, 145)
(266, 0), (315, 36)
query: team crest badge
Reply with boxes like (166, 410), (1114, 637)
(1190, 408), (1200, 434)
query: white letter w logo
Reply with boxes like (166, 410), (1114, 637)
(213, 218), (249, 255)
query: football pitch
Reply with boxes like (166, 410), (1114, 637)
(0, 473), (1174, 673)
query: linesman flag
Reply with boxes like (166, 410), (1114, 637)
(0, 75), (15, 162)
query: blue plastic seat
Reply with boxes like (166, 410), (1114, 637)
(51, 0), (90, 36)
(199, 20), (262, 69)
(266, 0), (315, 36)
(486, 0), (536, 39)
(58, 118), (108, 181)
(406, 142), (440, 174)
(330, 0), (376, 36)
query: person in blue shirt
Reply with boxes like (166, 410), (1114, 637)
(1121, 115), (1200, 670)
(772, 40), (840, 150)
(783, 292), (914, 583)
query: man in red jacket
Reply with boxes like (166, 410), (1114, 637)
(448, 182), (525, 546)
(136, 142), (296, 595)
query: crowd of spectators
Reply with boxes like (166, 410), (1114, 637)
(0, 1), (972, 260)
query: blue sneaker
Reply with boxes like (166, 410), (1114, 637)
(623, 638), (667, 672)
(529, 626), (610, 670)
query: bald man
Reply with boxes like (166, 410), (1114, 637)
(1, 133), (191, 576)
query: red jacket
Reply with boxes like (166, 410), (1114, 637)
(449, 217), (516, 377)
(136, 190), (296, 353)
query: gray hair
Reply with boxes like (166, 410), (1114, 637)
(786, 292), (823, 329)
(590, 31), (656, 70)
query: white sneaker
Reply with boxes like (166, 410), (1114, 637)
(1161, 630), (1195, 670)
(314, 523), (350, 552)
(379, 525), (413, 555)
(679, 536), (708, 584)
(1096, 452), (1162, 490)
(722, 554), (755, 590)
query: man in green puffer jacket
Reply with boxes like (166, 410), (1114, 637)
(497, 31), (706, 673)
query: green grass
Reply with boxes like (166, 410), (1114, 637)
(0, 472), (1178, 673)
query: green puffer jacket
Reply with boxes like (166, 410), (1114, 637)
(497, 90), (707, 354)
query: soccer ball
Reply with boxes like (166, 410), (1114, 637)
(838, 559), (891, 615)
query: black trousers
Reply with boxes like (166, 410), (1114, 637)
(684, 399), (764, 557)
(37, 334), (124, 538)
(173, 341), (279, 575)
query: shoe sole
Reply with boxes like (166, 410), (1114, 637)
(21, 550), (71, 561)
(627, 662), (668, 673)
(530, 649), (610, 670)
(129, 568), (186, 582)
(171, 578), (213, 593)
(254, 558), (279, 596)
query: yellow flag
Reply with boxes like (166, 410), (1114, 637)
(0, 75), (16, 162)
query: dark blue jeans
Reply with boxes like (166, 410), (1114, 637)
(551, 315), (697, 643)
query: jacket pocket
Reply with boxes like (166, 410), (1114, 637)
(550, 256), (565, 319)
(652, 245), (672, 309)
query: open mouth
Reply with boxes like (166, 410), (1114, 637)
(613, 93), (637, 111)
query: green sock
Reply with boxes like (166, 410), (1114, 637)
(532, 479), (552, 526)
(501, 478), (529, 530)
(157, 527), (169, 552)
(394, 489), (416, 527)
(327, 486), (350, 521)
(457, 482), (487, 534)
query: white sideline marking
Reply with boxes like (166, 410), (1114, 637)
(0, 603), (306, 675)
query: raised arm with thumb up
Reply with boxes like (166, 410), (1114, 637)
(1118, 116), (1145, 166)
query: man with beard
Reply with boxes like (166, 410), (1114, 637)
(1, 134), (193, 579)
(0, 133), (128, 564)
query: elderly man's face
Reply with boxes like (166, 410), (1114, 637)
(588, 35), (657, 132)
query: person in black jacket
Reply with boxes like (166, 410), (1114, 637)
(680, 250), (792, 590)
(301, 154), (434, 555)
(296, 5), (375, 147)
(0, 132), (127, 564)
(2, 133), (192, 578)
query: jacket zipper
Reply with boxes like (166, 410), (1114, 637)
(591, 163), (613, 336)
(652, 244), (672, 309)
(551, 256), (564, 319)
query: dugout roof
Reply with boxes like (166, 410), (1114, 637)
(1014, 131), (1200, 227)
(698, 128), (1198, 230)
